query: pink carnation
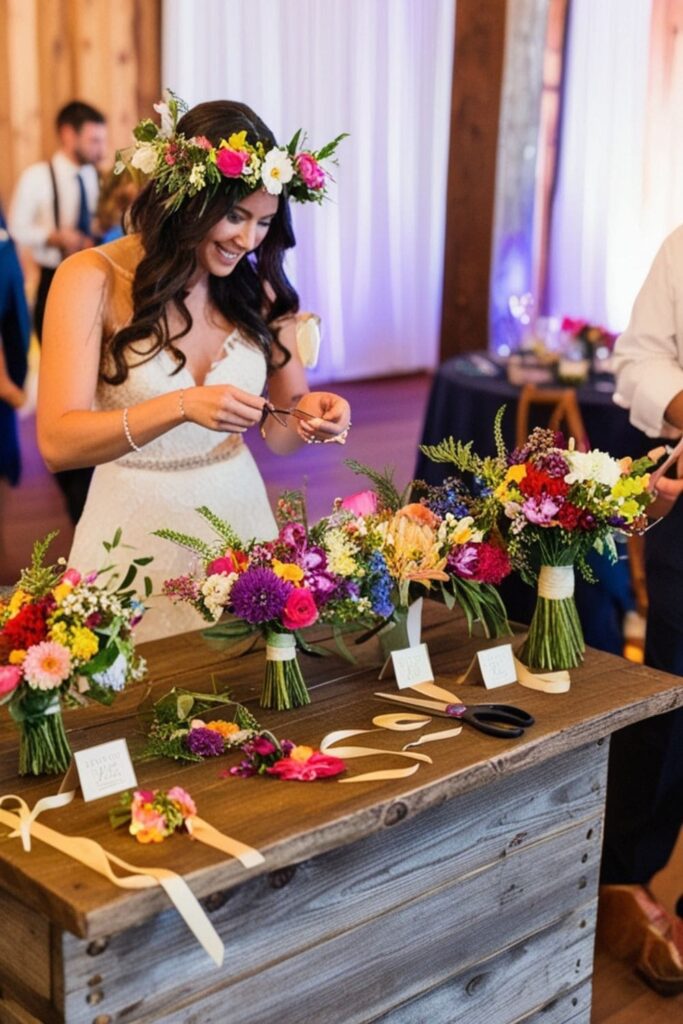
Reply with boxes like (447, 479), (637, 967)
(216, 147), (250, 177)
(296, 153), (326, 190)
(281, 588), (319, 629)
(267, 752), (346, 781)
(0, 665), (22, 696)
(22, 641), (71, 691)
(340, 490), (378, 516)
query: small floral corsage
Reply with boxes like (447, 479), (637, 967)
(226, 733), (346, 782)
(110, 786), (197, 844)
(141, 687), (259, 763)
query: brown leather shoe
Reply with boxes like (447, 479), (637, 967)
(598, 884), (683, 996)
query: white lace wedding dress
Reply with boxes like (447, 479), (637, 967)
(68, 242), (278, 643)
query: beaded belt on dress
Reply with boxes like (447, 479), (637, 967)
(116, 435), (244, 471)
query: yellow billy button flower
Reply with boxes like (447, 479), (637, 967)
(8, 649), (26, 665)
(290, 745), (315, 763)
(272, 560), (305, 584)
(69, 626), (99, 662)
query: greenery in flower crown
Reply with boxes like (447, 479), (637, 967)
(116, 90), (348, 213)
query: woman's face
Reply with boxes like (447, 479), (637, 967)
(196, 189), (279, 277)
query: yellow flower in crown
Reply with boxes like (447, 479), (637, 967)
(272, 560), (305, 584)
(227, 130), (249, 152)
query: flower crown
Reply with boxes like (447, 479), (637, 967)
(115, 91), (347, 212)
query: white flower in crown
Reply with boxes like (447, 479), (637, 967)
(261, 148), (295, 195)
(189, 163), (206, 189)
(153, 97), (175, 139)
(131, 142), (159, 175)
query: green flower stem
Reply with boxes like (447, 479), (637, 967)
(260, 632), (310, 711)
(520, 566), (585, 672)
(10, 693), (72, 776)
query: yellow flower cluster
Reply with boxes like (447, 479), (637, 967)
(204, 720), (241, 738)
(48, 621), (99, 662)
(324, 528), (361, 577)
(495, 464), (527, 500)
(272, 560), (305, 584)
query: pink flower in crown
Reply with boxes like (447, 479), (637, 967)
(0, 665), (22, 696)
(296, 153), (326, 190)
(192, 135), (213, 150)
(281, 587), (319, 629)
(340, 490), (378, 516)
(216, 147), (250, 178)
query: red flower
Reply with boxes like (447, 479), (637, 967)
(519, 465), (569, 500)
(556, 502), (582, 530)
(471, 543), (511, 584)
(267, 752), (346, 781)
(1, 601), (50, 651)
(206, 549), (248, 576)
(281, 588), (319, 629)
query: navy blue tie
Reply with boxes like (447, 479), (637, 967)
(76, 172), (91, 237)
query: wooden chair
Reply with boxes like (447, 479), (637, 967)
(515, 385), (589, 451)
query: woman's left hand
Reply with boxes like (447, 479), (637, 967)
(295, 391), (351, 445)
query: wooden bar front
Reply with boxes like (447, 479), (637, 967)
(0, 604), (681, 1024)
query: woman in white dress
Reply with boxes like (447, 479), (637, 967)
(37, 97), (350, 642)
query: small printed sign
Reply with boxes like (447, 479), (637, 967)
(476, 643), (518, 690)
(391, 643), (435, 690)
(71, 739), (138, 802)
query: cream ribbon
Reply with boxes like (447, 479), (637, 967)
(265, 633), (297, 661)
(513, 656), (571, 694)
(0, 790), (267, 966)
(538, 564), (575, 599)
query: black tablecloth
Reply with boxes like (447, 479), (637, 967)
(413, 353), (654, 648)
(414, 353), (651, 485)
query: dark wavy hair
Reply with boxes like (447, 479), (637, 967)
(103, 100), (299, 385)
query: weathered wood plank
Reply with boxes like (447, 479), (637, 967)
(0, 890), (51, 1002)
(71, 822), (597, 1024)
(0, 996), (44, 1024)
(374, 909), (595, 1024)
(58, 742), (605, 1021)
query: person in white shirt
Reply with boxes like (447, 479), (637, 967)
(9, 100), (106, 524)
(599, 225), (683, 994)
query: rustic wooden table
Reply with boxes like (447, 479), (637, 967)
(0, 604), (681, 1024)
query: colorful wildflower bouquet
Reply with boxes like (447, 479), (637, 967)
(315, 460), (511, 650)
(0, 532), (150, 775)
(421, 412), (654, 672)
(156, 500), (381, 712)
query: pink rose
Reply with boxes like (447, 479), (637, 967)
(216, 147), (250, 178)
(281, 588), (319, 629)
(207, 554), (239, 576)
(61, 568), (81, 586)
(0, 665), (22, 696)
(267, 752), (346, 781)
(296, 153), (326, 190)
(340, 490), (378, 516)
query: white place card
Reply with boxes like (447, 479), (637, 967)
(391, 643), (435, 690)
(71, 739), (138, 802)
(476, 643), (518, 690)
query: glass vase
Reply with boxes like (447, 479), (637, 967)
(260, 631), (311, 711)
(519, 564), (585, 672)
(9, 691), (72, 776)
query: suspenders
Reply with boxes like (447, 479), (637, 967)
(47, 160), (61, 232)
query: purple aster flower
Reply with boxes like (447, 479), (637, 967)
(230, 568), (292, 624)
(522, 495), (560, 525)
(185, 727), (225, 757)
(447, 544), (479, 578)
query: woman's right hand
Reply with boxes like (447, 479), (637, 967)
(182, 384), (267, 433)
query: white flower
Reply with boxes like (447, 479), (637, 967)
(189, 162), (206, 189)
(92, 652), (128, 692)
(201, 572), (237, 619)
(153, 97), (175, 138)
(131, 143), (159, 175)
(261, 148), (294, 195)
(564, 450), (621, 488)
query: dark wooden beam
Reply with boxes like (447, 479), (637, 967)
(439, 1), (507, 360)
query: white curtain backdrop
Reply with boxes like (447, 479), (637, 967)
(547, 0), (652, 331)
(162, 0), (456, 382)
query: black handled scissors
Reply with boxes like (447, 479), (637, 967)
(261, 405), (318, 428)
(374, 691), (535, 739)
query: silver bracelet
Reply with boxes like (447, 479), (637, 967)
(122, 407), (142, 452)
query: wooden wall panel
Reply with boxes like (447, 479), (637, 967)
(439, 0), (507, 359)
(0, 0), (161, 210)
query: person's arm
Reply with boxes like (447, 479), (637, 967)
(261, 313), (351, 455)
(37, 251), (269, 471)
(613, 229), (683, 437)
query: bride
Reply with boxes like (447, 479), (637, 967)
(37, 96), (350, 642)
